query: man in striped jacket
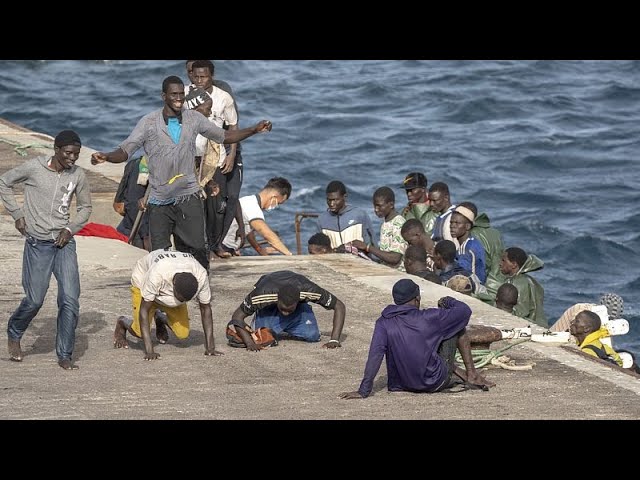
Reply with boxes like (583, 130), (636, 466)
(227, 270), (346, 351)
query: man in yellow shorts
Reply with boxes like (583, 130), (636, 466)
(113, 249), (223, 360)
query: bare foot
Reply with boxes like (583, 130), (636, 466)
(8, 338), (23, 362)
(58, 359), (79, 370)
(456, 367), (495, 389)
(467, 371), (496, 389)
(113, 316), (129, 349)
(155, 311), (169, 344)
(213, 248), (232, 259)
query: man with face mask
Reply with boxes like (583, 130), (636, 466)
(221, 177), (293, 256)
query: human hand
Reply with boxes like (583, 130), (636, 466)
(254, 120), (272, 133)
(137, 196), (148, 212)
(15, 217), (26, 236)
(91, 152), (108, 165)
(113, 202), (125, 216)
(437, 296), (456, 309)
(236, 230), (246, 250)
(339, 391), (364, 400)
(351, 240), (366, 251)
(323, 340), (342, 349)
(246, 339), (264, 352)
(259, 246), (279, 256)
(220, 156), (234, 175)
(54, 229), (73, 248)
(206, 180), (220, 198)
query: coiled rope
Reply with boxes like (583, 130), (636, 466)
(455, 338), (532, 369)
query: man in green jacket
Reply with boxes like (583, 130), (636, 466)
(499, 247), (547, 327)
(400, 172), (438, 235)
(459, 201), (506, 298)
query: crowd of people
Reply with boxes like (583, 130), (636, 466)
(0, 60), (632, 395)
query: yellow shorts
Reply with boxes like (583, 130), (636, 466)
(130, 286), (190, 339)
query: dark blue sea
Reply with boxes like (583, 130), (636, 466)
(1, 60), (638, 358)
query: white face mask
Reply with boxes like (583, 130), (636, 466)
(266, 197), (279, 212)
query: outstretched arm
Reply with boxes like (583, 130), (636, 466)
(339, 322), (387, 399)
(91, 147), (129, 165)
(324, 299), (346, 349)
(250, 219), (293, 256)
(223, 120), (272, 144)
(351, 240), (402, 266)
(199, 302), (223, 356)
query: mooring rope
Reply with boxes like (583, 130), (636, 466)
(455, 338), (532, 369)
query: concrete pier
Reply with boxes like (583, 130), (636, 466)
(1, 119), (638, 420)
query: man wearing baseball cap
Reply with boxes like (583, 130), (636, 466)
(340, 279), (494, 399)
(400, 172), (438, 235)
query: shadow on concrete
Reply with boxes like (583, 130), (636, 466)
(372, 375), (388, 395)
(122, 327), (207, 351)
(172, 328), (206, 349)
(27, 311), (108, 360)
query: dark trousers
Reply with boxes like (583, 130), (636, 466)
(206, 151), (243, 251)
(148, 194), (208, 270)
(435, 333), (461, 391)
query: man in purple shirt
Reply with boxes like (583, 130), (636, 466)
(340, 279), (495, 399)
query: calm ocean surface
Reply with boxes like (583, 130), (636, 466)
(1, 60), (638, 357)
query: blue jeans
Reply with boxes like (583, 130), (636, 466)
(7, 238), (80, 361)
(253, 303), (321, 342)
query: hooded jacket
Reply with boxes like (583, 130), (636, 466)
(505, 254), (547, 327)
(317, 204), (374, 250)
(0, 156), (92, 240)
(579, 327), (623, 367)
(356, 298), (471, 397)
(470, 212), (506, 297)
(403, 202), (438, 235)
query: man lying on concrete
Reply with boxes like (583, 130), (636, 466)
(113, 249), (223, 360)
(340, 279), (495, 399)
(226, 270), (346, 351)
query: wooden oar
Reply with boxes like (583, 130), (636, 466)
(128, 188), (150, 245)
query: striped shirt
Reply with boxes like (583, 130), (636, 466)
(241, 271), (337, 315)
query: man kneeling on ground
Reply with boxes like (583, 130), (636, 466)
(114, 249), (223, 360)
(227, 270), (346, 351)
(340, 279), (495, 399)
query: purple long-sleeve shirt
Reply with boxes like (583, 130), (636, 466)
(357, 298), (471, 397)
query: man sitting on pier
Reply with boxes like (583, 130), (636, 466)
(226, 270), (346, 351)
(340, 279), (495, 399)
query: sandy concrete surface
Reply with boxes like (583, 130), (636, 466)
(1, 119), (639, 420)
